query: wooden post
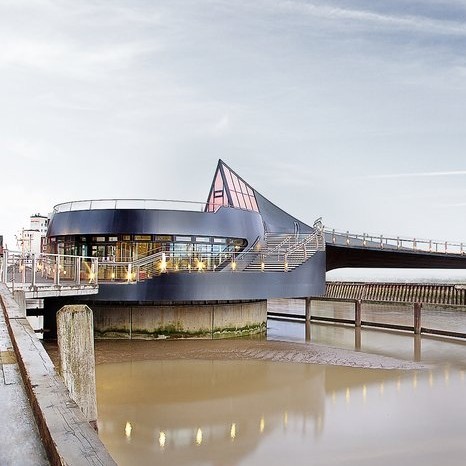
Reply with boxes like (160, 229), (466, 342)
(305, 321), (311, 342)
(305, 297), (311, 321)
(414, 334), (421, 362)
(57, 305), (98, 430)
(355, 327), (361, 351)
(355, 299), (362, 327)
(414, 302), (422, 335)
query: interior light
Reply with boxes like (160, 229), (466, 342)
(259, 417), (265, 433)
(197, 260), (204, 272)
(160, 253), (167, 273)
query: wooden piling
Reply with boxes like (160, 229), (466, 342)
(305, 297), (311, 321)
(57, 305), (98, 430)
(355, 299), (362, 327)
(413, 302), (422, 335)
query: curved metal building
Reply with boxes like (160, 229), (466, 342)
(44, 160), (325, 339)
(47, 160), (326, 303)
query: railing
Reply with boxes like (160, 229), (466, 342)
(325, 228), (466, 255)
(0, 250), (99, 290)
(53, 198), (209, 213)
(94, 231), (325, 280)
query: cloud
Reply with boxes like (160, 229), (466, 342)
(212, 114), (230, 134)
(0, 39), (159, 80)
(366, 171), (466, 179)
(278, 1), (466, 36)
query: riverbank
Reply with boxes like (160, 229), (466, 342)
(45, 338), (427, 370)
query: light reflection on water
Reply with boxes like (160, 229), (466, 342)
(96, 302), (466, 466)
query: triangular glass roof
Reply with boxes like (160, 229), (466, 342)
(205, 160), (259, 213)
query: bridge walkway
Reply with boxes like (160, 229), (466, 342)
(0, 304), (49, 465)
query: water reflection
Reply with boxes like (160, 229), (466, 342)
(95, 299), (466, 466)
(96, 357), (466, 466)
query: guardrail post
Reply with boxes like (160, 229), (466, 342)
(380, 235), (383, 249)
(93, 258), (99, 285)
(55, 255), (60, 286)
(31, 254), (36, 287)
(76, 257), (81, 285)
(1, 250), (7, 282)
(414, 302), (422, 334)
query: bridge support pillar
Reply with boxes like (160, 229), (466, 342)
(414, 302), (422, 335)
(305, 297), (311, 321)
(355, 299), (362, 327)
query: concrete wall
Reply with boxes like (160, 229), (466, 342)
(93, 300), (267, 339)
(0, 284), (116, 466)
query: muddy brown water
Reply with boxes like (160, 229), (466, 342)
(45, 301), (466, 465)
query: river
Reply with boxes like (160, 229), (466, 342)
(95, 300), (466, 466)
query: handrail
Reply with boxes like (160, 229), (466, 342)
(52, 198), (263, 214)
(325, 228), (466, 255)
(1, 249), (100, 288)
(53, 198), (209, 213)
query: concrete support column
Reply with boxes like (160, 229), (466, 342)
(355, 299), (362, 327)
(414, 302), (422, 335)
(57, 305), (98, 430)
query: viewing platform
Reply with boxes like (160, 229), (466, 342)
(1, 250), (99, 306)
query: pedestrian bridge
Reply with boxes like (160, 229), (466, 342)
(325, 228), (466, 271)
(2, 226), (466, 302)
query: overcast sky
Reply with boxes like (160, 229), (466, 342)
(2, 0), (466, 263)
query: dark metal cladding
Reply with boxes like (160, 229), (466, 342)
(48, 206), (264, 245)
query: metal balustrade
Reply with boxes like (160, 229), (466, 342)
(1, 250), (99, 291)
(325, 228), (466, 255)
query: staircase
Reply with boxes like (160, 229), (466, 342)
(245, 231), (324, 272)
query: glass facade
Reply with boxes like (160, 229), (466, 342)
(48, 234), (247, 281)
(206, 161), (259, 213)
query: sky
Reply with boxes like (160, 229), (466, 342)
(2, 0), (466, 266)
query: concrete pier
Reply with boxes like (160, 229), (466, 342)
(1, 292), (49, 466)
(91, 300), (267, 339)
(0, 284), (116, 466)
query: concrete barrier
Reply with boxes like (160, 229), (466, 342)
(0, 284), (116, 466)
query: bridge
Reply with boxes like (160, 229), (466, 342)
(325, 228), (466, 270)
(2, 226), (466, 297)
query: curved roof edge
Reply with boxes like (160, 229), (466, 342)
(206, 159), (313, 234)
